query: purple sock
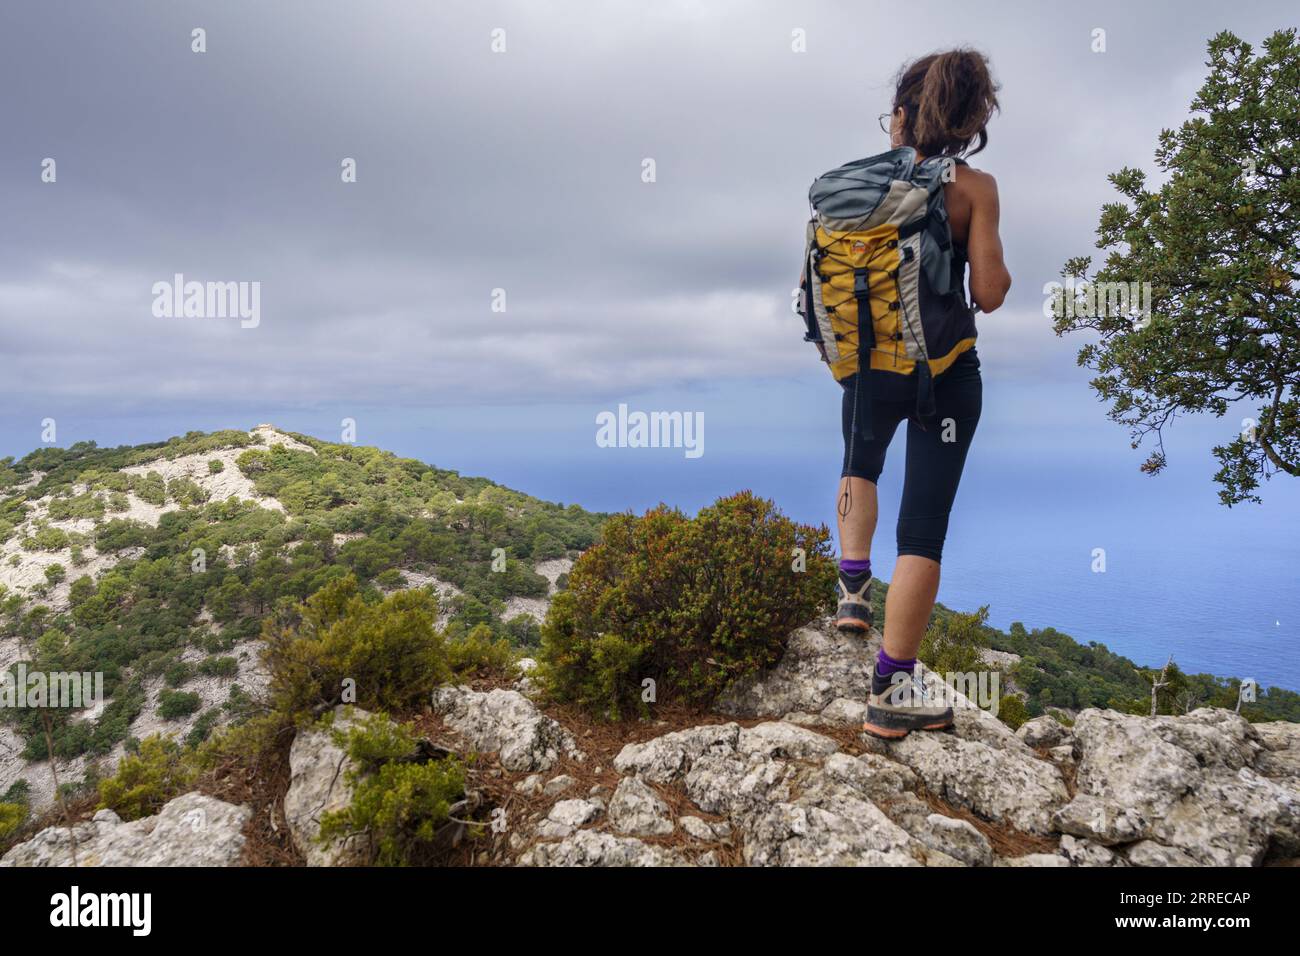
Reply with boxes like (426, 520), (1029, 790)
(875, 647), (916, 677)
(839, 557), (871, 577)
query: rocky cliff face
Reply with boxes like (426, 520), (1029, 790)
(10, 619), (1294, 867)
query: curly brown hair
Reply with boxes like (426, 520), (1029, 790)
(892, 48), (1000, 157)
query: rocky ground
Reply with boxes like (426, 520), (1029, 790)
(7, 619), (1297, 867)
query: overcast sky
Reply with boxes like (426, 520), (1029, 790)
(0, 0), (1295, 497)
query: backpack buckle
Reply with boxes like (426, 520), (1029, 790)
(853, 268), (870, 297)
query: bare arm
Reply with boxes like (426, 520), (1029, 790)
(965, 172), (1012, 313)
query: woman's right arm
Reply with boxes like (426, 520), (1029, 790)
(964, 170), (1012, 313)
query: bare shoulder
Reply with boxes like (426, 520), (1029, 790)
(954, 164), (999, 204)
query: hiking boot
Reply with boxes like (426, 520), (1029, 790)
(834, 570), (873, 634)
(862, 671), (954, 739)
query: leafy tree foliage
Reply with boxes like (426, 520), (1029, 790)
(1055, 30), (1300, 504)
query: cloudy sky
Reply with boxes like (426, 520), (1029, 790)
(2, 1), (1298, 682)
(2, 1), (1289, 423)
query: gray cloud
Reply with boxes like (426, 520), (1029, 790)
(1, 0), (1292, 415)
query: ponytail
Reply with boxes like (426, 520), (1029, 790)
(893, 48), (999, 157)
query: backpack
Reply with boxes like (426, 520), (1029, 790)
(796, 147), (977, 439)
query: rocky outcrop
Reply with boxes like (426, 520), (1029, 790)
(431, 686), (581, 772)
(716, 624), (878, 718)
(283, 705), (373, 866)
(885, 731), (1069, 835)
(263, 619), (1296, 868)
(507, 620), (1299, 867)
(1051, 708), (1298, 865)
(1017, 715), (1073, 749)
(608, 777), (674, 836)
(1, 792), (250, 867)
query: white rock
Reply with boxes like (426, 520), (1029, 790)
(1, 792), (250, 867)
(608, 777), (674, 836)
(432, 686), (580, 772)
(283, 705), (374, 866)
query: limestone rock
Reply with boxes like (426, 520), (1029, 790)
(1017, 715), (1074, 750)
(608, 776), (674, 836)
(998, 853), (1070, 867)
(679, 815), (718, 841)
(519, 830), (688, 867)
(2, 792), (249, 867)
(432, 685), (580, 772)
(716, 623), (876, 718)
(283, 705), (373, 866)
(736, 721), (840, 760)
(612, 723), (741, 784)
(1053, 708), (1297, 864)
(888, 731), (1069, 835)
(535, 798), (603, 839)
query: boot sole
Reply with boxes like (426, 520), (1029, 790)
(834, 617), (872, 633)
(861, 719), (954, 740)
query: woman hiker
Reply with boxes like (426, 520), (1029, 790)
(827, 50), (1012, 738)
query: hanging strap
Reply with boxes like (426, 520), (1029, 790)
(852, 268), (875, 440)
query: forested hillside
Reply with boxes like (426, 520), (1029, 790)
(0, 425), (602, 815)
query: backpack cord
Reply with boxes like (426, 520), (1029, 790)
(839, 371), (860, 520)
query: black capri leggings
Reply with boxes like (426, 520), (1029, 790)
(840, 349), (982, 563)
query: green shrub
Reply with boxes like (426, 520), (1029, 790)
(96, 518), (150, 552)
(22, 525), (69, 552)
(262, 575), (451, 715)
(374, 568), (405, 590)
(997, 693), (1030, 730)
(194, 712), (288, 770)
(167, 477), (208, 506)
(503, 614), (541, 648)
(919, 607), (991, 676)
(1048, 709), (1075, 727)
(163, 660), (194, 687)
(48, 493), (105, 522)
(537, 491), (834, 718)
(318, 712), (465, 866)
(198, 655), (239, 678)
(446, 623), (515, 676)
(132, 472), (167, 506)
(158, 689), (201, 720)
(0, 802), (27, 841)
(207, 459), (224, 474)
(1, 780), (31, 805)
(97, 735), (196, 821)
(185, 709), (222, 747)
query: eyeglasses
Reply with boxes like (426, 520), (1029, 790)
(878, 112), (892, 134)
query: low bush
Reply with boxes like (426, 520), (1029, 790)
(997, 694), (1030, 730)
(0, 802), (27, 841)
(262, 575), (450, 715)
(97, 735), (196, 821)
(918, 607), (990, 676)
(537, 491), (834, 718)
(158, 689), (201, 720)
(318, 712), (465, 866)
